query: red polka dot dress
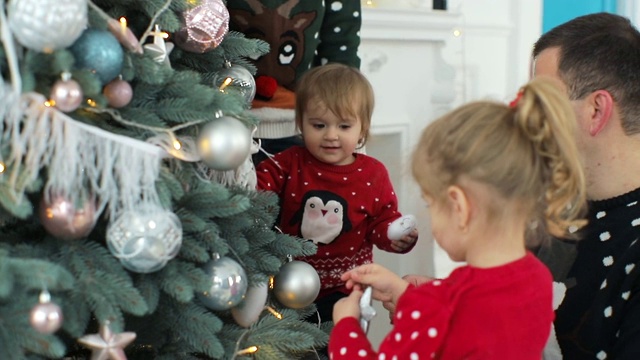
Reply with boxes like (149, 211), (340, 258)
(329, 252), (553, 359)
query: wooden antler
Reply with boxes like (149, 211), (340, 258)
(245, 0), (264, 15)
(277, 0), (299, 18)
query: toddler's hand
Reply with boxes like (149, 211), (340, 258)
(333, 288), (363, 324)
(390, 228), (419, 252)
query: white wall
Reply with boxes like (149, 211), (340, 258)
(446, 0), (542, 103)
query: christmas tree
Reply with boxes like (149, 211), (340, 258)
(0, 0), (328, 359)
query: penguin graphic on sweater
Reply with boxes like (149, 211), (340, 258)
(289, 190), (352, 245)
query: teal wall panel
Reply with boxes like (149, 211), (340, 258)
(543, 0), (617, 33)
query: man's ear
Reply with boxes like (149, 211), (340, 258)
(588, 90), (614, 136)
(447, 185), (470, 230)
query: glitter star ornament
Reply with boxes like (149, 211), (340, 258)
(144, 25), (174, 67)
(78, 322), (136, 360)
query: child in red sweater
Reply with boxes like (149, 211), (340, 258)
(330, 78), (588, 359)
(256, 63), (418, 323)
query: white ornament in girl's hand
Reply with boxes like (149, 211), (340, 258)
(359, 286), (376, 334)
(387, 214), (417, 240)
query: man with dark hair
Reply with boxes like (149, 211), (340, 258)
(533, 12), (640, 359)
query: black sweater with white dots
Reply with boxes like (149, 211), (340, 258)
(539, 187), (640, 359)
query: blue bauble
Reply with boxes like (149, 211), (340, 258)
(70, 29), (123, 84)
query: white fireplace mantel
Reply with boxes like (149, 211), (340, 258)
(361, 7), (462, 42)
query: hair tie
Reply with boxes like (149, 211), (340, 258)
(509, 90), (524, 108)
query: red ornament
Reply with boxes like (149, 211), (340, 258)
(255, 75), (278, 100)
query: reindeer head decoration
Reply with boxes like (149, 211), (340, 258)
(229, 0), (317, 90)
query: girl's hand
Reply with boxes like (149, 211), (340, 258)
(333, 288), (363, 324)
(383, 274), (434, 323)
(341, 264), (409, 305)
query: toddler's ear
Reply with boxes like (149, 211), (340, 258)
(447, 185), (471, 230)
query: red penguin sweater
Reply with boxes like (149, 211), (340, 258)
(256, 146), (415, 298)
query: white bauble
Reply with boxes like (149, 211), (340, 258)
(8, 0), (88, 52)
(197, 255), (248, 311)
(231, 282), (268, 327)
(106, 209), (183, 273)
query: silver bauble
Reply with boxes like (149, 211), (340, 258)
(106, 209), (183, 273)
(8, 0), (87, 52)
(273, 261), (321, 309)
(197, 116), (252, 171)
(197, 255), (248, 311)
(215, 63), (256, 103)
(231, 282), (268, 327)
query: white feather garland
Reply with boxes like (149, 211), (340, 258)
(0, 89), (167, 220)
(0, 1), (167, 221)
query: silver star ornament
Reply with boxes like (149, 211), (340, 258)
(78, 321), (136, 360)
(144, 25), (174, 67)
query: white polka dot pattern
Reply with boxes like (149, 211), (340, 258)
(626, 263), (635, 274)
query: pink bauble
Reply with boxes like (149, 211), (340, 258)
(174, 0), (229, 53)
(50, 79), (83, 112)
(39, 195), (97, 240)
(30, 301), (63, 334)
(103, 79), (133, 108)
